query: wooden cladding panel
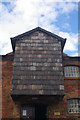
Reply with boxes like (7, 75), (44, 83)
(11, 31), (64, 95)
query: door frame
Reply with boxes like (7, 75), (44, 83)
(20, 104), (47, 120)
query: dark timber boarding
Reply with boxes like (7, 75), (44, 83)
(11, 27), (66, 96)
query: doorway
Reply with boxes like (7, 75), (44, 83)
(35, 104), (47, 120)
(21, 104), (47, 120)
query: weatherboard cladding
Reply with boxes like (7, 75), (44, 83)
(11, 30), (64, 95)
(11, 27), (66, 52)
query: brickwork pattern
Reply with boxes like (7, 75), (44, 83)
(2, 53), (80, 119)
(2, 54), (20, 118)
(0, 56), (2, 119)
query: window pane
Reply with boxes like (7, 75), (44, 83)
(22, 110), (27, 116)
(64, 66), (80, 77)
(67, 99), (80, 113)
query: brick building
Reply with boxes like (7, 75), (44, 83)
(2, 27), (80, 120)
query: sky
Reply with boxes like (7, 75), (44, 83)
(0, 0), (79, 56)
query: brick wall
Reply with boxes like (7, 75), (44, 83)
(48, 98), (67, 119)
(47, 55), (80, 119)
(2, 53), (80, 119)
(2, 53), (20, 119)
(63, 55), (80, 118)
(0, 56), (2, 119)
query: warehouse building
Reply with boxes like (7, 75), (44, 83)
(2, 27), (80, 120)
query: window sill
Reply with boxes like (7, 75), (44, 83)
(64, 77), (80, 80)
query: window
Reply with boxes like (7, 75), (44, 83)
(64, 66), (80, 77)
(67, 99), (80, 113)
(22, 110), (27, 116)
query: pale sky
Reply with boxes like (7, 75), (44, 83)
(0, 0), (79, 56)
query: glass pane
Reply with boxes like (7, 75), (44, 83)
(22, 110), (27, 116)
(71, 109), (74, 113)
(68, 99), (80, 113)
(64, 66), (79, 77)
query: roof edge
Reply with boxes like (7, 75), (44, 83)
(11, 27), (66, 40)
(11, 27), (66, 52)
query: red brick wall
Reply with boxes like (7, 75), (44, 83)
(2, 53), (15, 118)
(0, 56), (2, 118)
(63, 55), (80, 118)
(2, 53), (80, 119)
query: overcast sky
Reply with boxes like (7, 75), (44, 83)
(0, 0), (79, 56)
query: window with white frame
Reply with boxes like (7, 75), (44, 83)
(64, 66), (80, 77)
(67, 99), (80, 113)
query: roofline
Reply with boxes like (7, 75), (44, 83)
(63, 54), (80, 59)
(11, 27), (66, 40)
(68, 56), (80, 58)
(11, 27), (66, 52)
